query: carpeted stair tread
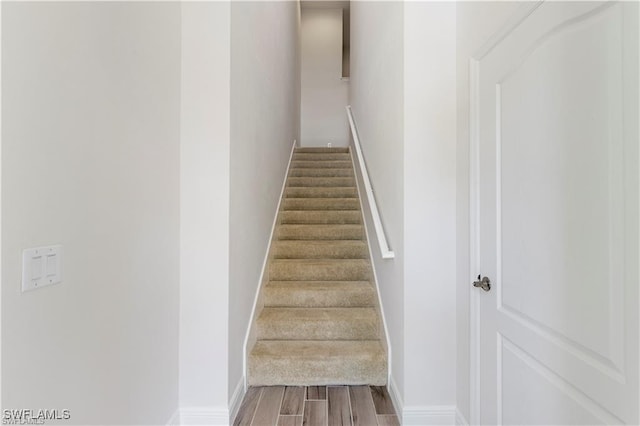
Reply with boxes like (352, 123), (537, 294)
(248, 340), (386, 386)
(291, 160), (352, 169)
(287, 177), (356, 187)
(264, 281), (375, 307)
(293, 153), (351, 161)
(283, 198), (360, 211)
(289, 168), (354, 177)
(272, 240), (368, 259)
(285, 187), (358, 198)
(269, 259), (370, 281)
(295, 147), (349, 153)
(280, 210), (361, 225)
(277, 224), (364, 240)
(256, 307), (378, 340)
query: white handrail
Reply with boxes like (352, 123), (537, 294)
(346, 106), (395, 259)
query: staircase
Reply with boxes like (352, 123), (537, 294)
(248, 147), (387, 386)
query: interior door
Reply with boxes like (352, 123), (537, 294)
(475, 2), (639, 424)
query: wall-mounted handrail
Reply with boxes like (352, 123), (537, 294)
(346, 106), (395, 259)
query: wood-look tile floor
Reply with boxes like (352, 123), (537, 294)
(233, 385), (400, 426)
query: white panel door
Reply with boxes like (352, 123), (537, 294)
(474, 2), (638, 424)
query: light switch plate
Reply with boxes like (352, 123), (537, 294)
(22, 245), (63, 292)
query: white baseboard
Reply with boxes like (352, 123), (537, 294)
(387, 376), (403, 422)
(455, 407), (470, 426)
(388, 376), (460, 425)
(170, 407), (230, 425)
(167, 409), (180, 426)
(166, 379), (244, 426)
(229, 376), (246, 424)
(242, 139), (298, 386)
(402, 405), (457, 425)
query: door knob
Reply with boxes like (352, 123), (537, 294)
(473, 275), (491, 292)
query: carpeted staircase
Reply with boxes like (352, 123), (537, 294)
(248, 147), (387, 386)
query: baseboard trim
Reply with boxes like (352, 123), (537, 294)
(387, 376), (403, 422)
(229, 376), (246, 424)
(242, 139), (298, 387)
(402, 405), (457, 425)
(167, 409), (180, 426)
(455, 407), (470, 426)
(350, 143), (394, 385)
(387, 377), (459, 425)
(171, 407), (230, 425)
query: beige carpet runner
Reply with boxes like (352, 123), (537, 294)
(248, 147), (387, 386)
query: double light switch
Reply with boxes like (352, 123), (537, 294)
(22, 245), (63, 292)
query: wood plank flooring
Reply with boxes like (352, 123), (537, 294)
(234, 385), (399, 426)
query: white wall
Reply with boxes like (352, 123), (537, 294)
(180, 2), (302, 419)
(2, 3), (181, 423)
(455, 2), (523, 421)
(179, 1), (230, 416)
(301, 7), (349, 147)
(229, 0), (301, 402)
(1, 2), (303, 423)
(0, 1), (3, 409)
(404, 0), (457, 412)
(349, 0), (405, 404)
(351, 1), (458, 422)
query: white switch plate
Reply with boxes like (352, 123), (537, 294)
(22, 245), (63, 292)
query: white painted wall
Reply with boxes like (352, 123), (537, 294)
(2, 3), (180, 423)
(229, 0), (301, 402)
(301, 8), (349, 147)
(455, 2), (523, 421)
(180, 1), (230, 416)
(349, 0), (405, 405)
(0, 3), (3, 410)
(404, 1), (457, 412)
(351, 1), (458, 422)
(180, 2), (301, 419)
(1, 2), (302, 423)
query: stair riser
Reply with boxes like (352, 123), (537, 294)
(288, 177), (356, 187)
(280, 210), (361, 225)
(292, 161), (352, 169)
(277, 225), (364, 241)
(248, 355), (386, 386)
(283, 199), (360, 211)
(285, 187), (357, 198)
(289, 168), (354, 177)
(264, 285), (375, 307)
(272, 242), (368, 259)
(293, 153), (351, 162)
(270, 262), (370, 281)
